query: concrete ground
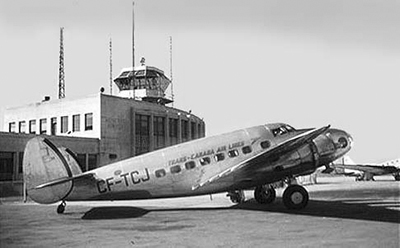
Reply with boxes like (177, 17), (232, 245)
(1, 176), (399, 248)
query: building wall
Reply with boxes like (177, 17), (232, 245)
(98, 94), (206, 166)
(0, 132), (99, 182)
(0, 93), (206, 185)
(3, 94), (101, 138)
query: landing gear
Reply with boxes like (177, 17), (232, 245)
(394, 174), (400, 181)
(254, 185), (276, 204)
(57, 201), (66, 214)
(227, 190), (245, 203)
(282, 185), (309, 210)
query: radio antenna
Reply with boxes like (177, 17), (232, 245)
(131, 1), (136, 99)
(169, 36), (174, 106)
(58, 27), (65, 99)
(109, 37), (113, 95)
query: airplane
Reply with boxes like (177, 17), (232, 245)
(329, 156), (400, 181)
(23, 123), (352, 214)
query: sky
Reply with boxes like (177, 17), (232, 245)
(0, 0), (399, 163)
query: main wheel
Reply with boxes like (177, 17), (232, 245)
(254, 185), (276, 204)
(227, 190), (245, 203)
(282, 185), (309, 210)
(57, 201), (66, 214)
(394, 174), (400, 181)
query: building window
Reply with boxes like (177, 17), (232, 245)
(191, 122), (196, 140)
(0, 152), (14, 181)
(170, 165), (181, 174)
(29, 120), (36, 134)
(215, 153), (225, 162)
(18, 152), (24, 173)
(198, 123), (202, 138)
(50, 117), (57, 135)
(61, 116), (68, 133)
(19, 121), (26, 133)
(76, 154), (86, 172)
(85, 113), (93, 131)
(185, 161), (196, 170)
(169, 118), (178, 145)
(181, 120), (189, 142)
(109, 154), (117, 160)
(228, 150), (239, 158)
(135, 114), (150, 155)
(88, 154), (97, 170)
(153, 116), (165, 149)
(72, 114), (80, 132)
(9, 122), (16, 133)
(39, 119), (47, 134)
(200, 157), (211, 166)
(242, 146), (252, 154)
(155, 169), (166, 178)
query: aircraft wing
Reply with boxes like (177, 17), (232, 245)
(334, 164), (399, 175)
(33, 172), (97, 190)
(192, 125), (330, 190)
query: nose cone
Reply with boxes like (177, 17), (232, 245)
(326, 128), (353, 158)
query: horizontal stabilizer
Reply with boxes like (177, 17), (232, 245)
(34, 173), (95, 190)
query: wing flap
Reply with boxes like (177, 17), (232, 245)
(192, 125), (330, 190)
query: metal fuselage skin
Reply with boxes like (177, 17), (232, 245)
(65, 123), (352, 201)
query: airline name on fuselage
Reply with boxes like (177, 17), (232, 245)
(96, 140), (245, 194)
(168, 140), (245, 166)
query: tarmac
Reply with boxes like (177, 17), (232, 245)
(1, 175), (399, 248)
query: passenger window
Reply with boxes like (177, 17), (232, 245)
(260, 141), (270, 149)
(214, 153), (225, 162)
(155, 169), (166, 178)
(170, 165), (181, 174)
(242, 146), (252, 154)
(185, 161), (196, 170)
(200, 157), (211, 166)
(228, 150), (239, 158)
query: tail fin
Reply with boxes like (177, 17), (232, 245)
(23, 137), (82, 204)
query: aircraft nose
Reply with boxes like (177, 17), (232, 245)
(327, 129), (353, 151)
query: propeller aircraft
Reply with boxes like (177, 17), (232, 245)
(23, 123), (352, 214)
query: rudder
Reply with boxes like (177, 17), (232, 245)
(23, 137), (81, 204)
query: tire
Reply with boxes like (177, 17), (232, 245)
(57, 201), (66, 214)
(254, 185), (276, 204)
(229, 191), (245, 203)
(282, 185), (309, 210)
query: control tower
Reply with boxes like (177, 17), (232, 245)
(114, 63), (173, 105)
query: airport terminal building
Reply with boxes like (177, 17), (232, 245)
(0, 65), (205, 195)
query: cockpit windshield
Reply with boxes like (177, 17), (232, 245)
(272, 124), (296, 136)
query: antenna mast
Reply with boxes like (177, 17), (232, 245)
(131, 1), (135, 99)
(109, 37), (113, 95)
(169, 36), (174, 106)
(58, 27), (65, 99)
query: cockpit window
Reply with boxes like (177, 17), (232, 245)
(272, 124), (295, 137)
(337, 137), (348, 148)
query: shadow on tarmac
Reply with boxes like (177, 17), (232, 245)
(81, 198), (400, 224)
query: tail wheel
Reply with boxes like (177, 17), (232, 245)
(57, 201), (66, 214)
(254, 185), (276, 204)
(282, 185), (309, 210)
